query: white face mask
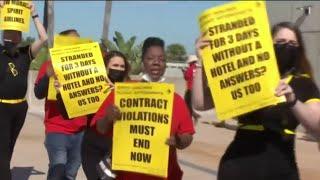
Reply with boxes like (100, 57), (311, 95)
(141, 74), (165, 82)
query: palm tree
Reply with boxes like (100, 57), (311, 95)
(101, 31), (142, 74)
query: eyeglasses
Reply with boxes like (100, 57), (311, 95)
(8, 62), (18, 77)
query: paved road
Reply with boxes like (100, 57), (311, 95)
(11, 76), (320, 179)
(11, 110), (320, 180)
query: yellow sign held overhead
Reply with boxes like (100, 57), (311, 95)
(198, 1), (285, 120)
(50, 42), (110, 118)
(53, 35), (93, 48)
(0, 0), (31, 32)
(112, 82), (174, 178)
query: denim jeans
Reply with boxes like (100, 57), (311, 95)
(45, 131), (84, 180)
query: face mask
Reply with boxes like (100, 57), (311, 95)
(3, 41), (18, 57)
(274, 43), (299, 75)
(108, 68), (126, 83)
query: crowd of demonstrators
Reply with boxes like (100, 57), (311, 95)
(192, 21), (320, 180)
(0, 1), (47, 179)
(2, 1), (320, 180)
(93, 37), (195, 180)
(34, 29), (87, 180)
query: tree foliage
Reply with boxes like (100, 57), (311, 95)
(101, 31), (142, 74)
(166, 43), (187, 62)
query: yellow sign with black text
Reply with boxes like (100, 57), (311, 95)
(47, 35), (93, 100)
(53, 35), (93, 48)
(112, 82), (174, 178)
(198, 1), (285, 120)
(50, 42), (110, 118)
(0, 0), (31, 32)
(47, 77), (57, 100)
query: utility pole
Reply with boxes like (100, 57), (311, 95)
(102, 1), (112, 42)
(44, 0), (54, 48)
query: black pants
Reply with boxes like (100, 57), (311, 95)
(184, 89), (192, 116)
(81, 128), (112, 180)
(0, 101), (28, 180)
(218, 130), (299, 180)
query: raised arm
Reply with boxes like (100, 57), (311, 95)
(29, 2), (48, 57)
(192, 34), (214, 110)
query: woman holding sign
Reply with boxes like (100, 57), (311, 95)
(0, 1), (47, 180)
(94, 37), (195, 180)
(81, 50), (131, 180)
(54, 50), (131, 180)
(193, 22), (320, 180)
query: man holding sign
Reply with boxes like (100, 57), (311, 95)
(93, 37), (194, 180)
(0, 1), (47, 179)
(193, 1), (320, 180)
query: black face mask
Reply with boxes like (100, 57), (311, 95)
(3, 41), (18, 57)
(274, 43), (300, 75)
(108, 68), (126, 83)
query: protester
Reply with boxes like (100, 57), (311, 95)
(192, 21), (320, 180)
(94, 37), (195, 180)
(0, 2), (47, 179)
(81, 50), (131, 180)
(34, 29), (86, 180)
(55, 50), (131, 180)
(182, 55), (201, 123)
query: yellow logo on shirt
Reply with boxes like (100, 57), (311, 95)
(8, 62), (18, 77)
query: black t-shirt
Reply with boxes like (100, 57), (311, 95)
(219, 75), (320, 178)
(0, 45), (33, 99)
(238, 74), (320, 134)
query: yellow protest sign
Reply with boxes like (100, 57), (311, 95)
(198, 1), (285, 120)
(53, 35), (93, 48)
(50, 42), (110, 118)
(0, 0), (31, 32)
(47, 36), (94, 100)
(112, 82), (174, 178)
(47, 77), (57, 100)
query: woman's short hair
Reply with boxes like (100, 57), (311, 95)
(141, 37), (165, 60)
